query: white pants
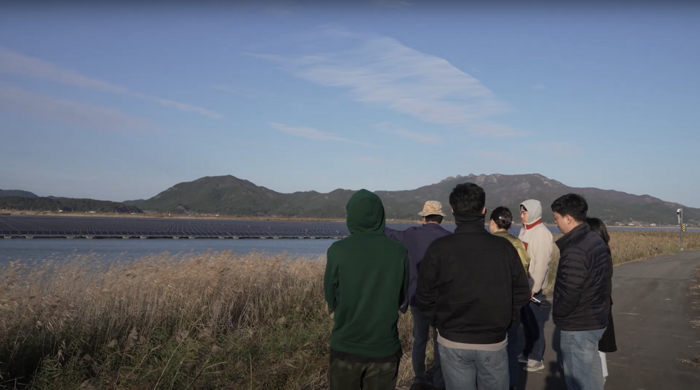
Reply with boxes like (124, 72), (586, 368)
(600, 351), (608, 378)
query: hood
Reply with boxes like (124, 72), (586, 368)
(346, 189), (386, 234)
(520, 199), (543, 224)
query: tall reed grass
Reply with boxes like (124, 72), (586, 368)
(1, 231), (698, 389)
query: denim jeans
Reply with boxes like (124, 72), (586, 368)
(559, 328), (606, 390)
(410, 306), (444, 387)
(438, 343), (509, 390)
(522, 292), (548, 362)
(506, 313), (521, 387)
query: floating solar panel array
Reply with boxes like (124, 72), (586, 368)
(0, 216), (436, 239)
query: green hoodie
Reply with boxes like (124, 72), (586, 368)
(324, 189), (408, 358)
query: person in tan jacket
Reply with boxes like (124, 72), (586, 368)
(517, 199), (554, 372)
(489, 206), (530, 390)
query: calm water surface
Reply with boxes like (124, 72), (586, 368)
(1, 223), (695, 265)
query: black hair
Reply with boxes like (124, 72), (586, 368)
(551, 194), (588, 223)
(587, 217), (612, 256)
(490, 206), (513, 230)
(424, 215), (444, 224)
(449, 183), (486, 215)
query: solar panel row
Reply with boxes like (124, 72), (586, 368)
(0, 216), (423, 238)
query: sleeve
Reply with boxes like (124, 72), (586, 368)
(399, 249), (409, 313)
(416, 244), (439, 326)
(516, 242), (531, 275)
(508, 244), (531, 324)
(384, 226), (406, 243)
(529, 229), (553, 293)
(553, 247), (588, 318)
(323, 247), (340, 313)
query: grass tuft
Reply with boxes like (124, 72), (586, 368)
(1, 231), (699, 389)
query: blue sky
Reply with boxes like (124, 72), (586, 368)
(1, 2), (699, 207)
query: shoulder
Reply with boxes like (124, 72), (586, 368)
(380, 235), (409, 254)
(534, 225), (553, 238)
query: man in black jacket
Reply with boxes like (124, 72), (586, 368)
(416, 183), (530, 390)
(551, 194), (612, 390)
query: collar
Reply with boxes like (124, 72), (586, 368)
(455, 222), (489, 234)
(524, 219), (543, 230)
(555, 222), (590, 251)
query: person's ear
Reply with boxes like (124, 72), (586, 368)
(481, 207), (486, 214)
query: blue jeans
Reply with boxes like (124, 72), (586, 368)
(559, 328), (606, 390)
(522, 292), (548, 362)
(438, 343), (509, 390)
(410, 306), (444, 387)
(506, 314), (521, 387)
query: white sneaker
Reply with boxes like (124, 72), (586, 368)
(523, 359), (545, 372)
(517, 354), (528, 364)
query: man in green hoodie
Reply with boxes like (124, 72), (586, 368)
(324, 189), (409, 390)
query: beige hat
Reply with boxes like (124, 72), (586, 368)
(418, 200), (445, 217)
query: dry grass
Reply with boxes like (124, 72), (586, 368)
(1, 231), (698, 389)
(545, 231), (700, 291)
(0, 251), (417, 389)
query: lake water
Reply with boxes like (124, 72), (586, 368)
(0, 223), (695, 265)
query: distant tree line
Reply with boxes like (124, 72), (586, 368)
(0, 196), (143, 214)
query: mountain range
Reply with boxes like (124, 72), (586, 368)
(3, 175), (697, 225)
(123, 174), (698, 225)
(0, 190), (143, 214)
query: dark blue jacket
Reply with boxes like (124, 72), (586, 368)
(385, 223), (452, 307)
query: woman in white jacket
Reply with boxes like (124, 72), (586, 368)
(518, 199), (554, 372)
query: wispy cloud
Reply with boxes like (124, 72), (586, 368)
(0, 83), (159, 135)
(0, 46), (221, 119)
(269, 122), (377, 147)
(532, 84), (547, 90)
(270, 122), (348, 141)
(352, 156), (392, 166)
(251, 31), (525, 137)
(375, 122), (441, 144)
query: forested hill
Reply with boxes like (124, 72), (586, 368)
(128, 174), (699, 225)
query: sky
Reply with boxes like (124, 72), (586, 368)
(1, 1), (699, 207)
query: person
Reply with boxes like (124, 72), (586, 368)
(517, 199), (553, 372)
(385, 200), (452, 390)
(586, 217), (617, 383)
(488, 207), (531, 390)
(416, 183), (531, 390)
(324, 189), (409, 390)
(551, 194), (612, 390)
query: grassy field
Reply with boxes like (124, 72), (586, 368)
(1, 231), (699, 389)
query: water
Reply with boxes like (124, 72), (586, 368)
(0, 237), (336, 265)
(1, 222), (695, 265)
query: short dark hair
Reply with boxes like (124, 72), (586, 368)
(551, 194), (588, 222)
(490, 206), (513, 230)
(449, 183), (486, 215)
(424, 214), (444, 224)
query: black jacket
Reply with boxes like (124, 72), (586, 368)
(553, 223), (612, 331)
(415, 221), (531, 344)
